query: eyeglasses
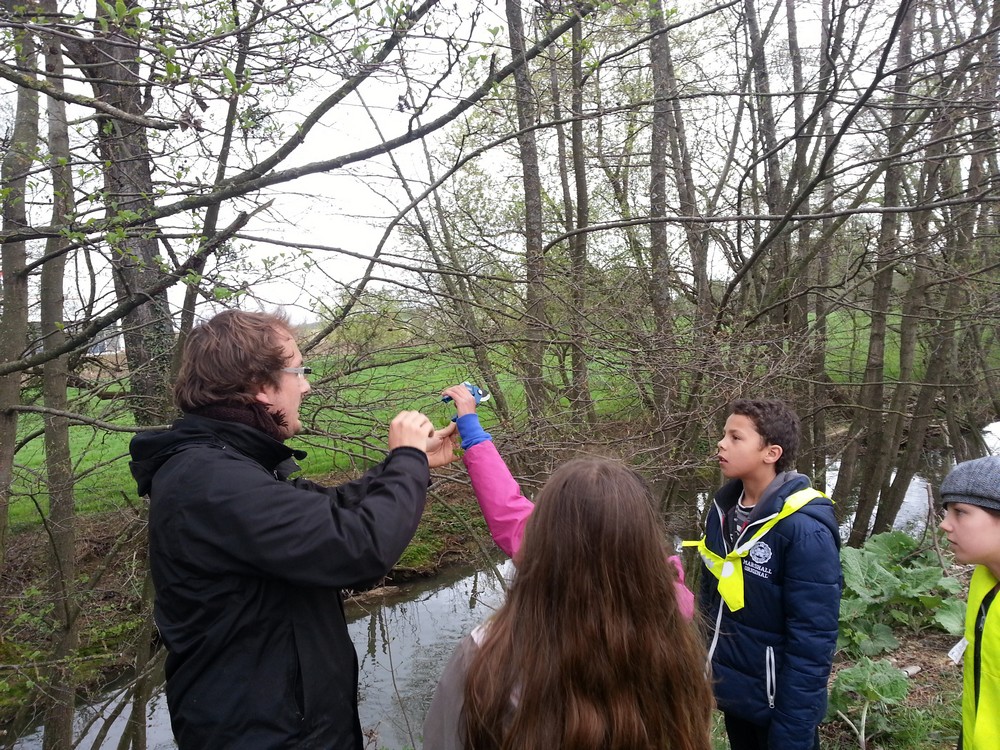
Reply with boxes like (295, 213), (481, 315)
(281, 366), (313, 378)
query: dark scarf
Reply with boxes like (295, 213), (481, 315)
(190, 401), (288, 443)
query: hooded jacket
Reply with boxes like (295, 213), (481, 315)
(129, 414), (429, 750)
(698, 472), (841, 750)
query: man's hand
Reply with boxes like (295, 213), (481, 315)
(425, 421), (459, 468)
(388, 411), (435, 453)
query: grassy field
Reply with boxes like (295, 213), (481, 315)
(0, 319), (944, 529)
(11, 411), (137, 529)
(11, 305), (996, 532)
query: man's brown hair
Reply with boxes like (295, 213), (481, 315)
(174, 310), (293, 412)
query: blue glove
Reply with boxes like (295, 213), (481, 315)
(456, 414), (492, 449)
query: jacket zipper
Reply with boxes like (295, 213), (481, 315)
(712, 497), (783, 706)
(711, 492), (803, 712)
(707, 500), (782, 663)
(765, 646), (776, 708)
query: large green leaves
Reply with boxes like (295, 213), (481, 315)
(839, 532), (964, 659)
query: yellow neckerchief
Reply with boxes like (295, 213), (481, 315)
(683, 488), (827, 612)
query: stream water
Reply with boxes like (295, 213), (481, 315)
(13, 561), (512, 750)
(14, 423), (1000, 749)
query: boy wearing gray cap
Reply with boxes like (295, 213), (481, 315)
(939, 455), (1000, 750)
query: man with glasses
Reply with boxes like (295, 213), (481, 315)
(129, 309), (457, 749)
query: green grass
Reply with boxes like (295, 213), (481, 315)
(823, 309), (921, 385)
(0, 332), (808, 531)
(11, 408), (138, 529)
(6, 347), (518, 535)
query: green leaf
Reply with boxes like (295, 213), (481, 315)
(933, 600), (967, 635)
(838, 597), (869, 623)
(223, 66), (238, 92)
(835, 657), (910, 704)
(863, 530), (918, 560)
(841, 547), (894, 601)
(858, 623), (899, 656)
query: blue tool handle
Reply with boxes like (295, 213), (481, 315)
(442, 381), (488, 405)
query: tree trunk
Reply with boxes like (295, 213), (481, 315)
(844, 2), (914, 546)
(783, 0), (815, 473)
(808, 0), (846, 489)
(505, 0), (548, 417)
(568, 21), (595, 425)
(648, 0), (713, 533)
(743, 0), (790, 326)
(119, 567), (157, 750)
(72, 4), (176, 426)
(39, 16), (81, 748)
(869, 76), (952, 533)
(0, 19), (37, 571)
(648, 0), (676, 420)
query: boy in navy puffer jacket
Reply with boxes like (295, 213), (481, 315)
(688, 400), (841, 750)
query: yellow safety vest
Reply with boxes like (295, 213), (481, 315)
(962, 565), (1000, 750)
(683, 488), (827, 612)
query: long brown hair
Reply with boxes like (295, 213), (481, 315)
(462, 458), (713, 750)
(173, 309), (292, 411)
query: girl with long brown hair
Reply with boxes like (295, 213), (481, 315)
(422, 455), (713, 750)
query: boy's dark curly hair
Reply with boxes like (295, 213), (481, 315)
(731, 399), (800, 473)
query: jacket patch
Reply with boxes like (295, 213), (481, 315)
(745, 541), (774, 579)
(749, 540), (772, 564)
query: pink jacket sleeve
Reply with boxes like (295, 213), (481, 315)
(462, 441), (532, 559)
(668, 555), (695, 620)
(461, 441), (695, 620)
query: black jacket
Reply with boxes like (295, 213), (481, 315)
(698, 472), (841, 749)
(129, 415), (429, 749)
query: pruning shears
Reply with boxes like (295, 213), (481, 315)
(441, 381), (491, 406)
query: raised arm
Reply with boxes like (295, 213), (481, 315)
(442, 385), (695, 620)
(463, 440), (533, 559)
(442, 384), (532, 559)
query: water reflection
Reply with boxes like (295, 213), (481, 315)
(14, 560), (512, 750)
(827, 459), (937, 539)
(832, 421), (1000, 540)
(350, 561), (510, 749)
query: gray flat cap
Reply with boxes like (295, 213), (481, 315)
(941, 455), (1000, 512)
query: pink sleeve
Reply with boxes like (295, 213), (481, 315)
(668, 555), (695, 620)
(462, 442), (696, 621)
(462, 441), (533, 559)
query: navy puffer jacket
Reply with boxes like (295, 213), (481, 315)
(698, 472), (842, 750)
